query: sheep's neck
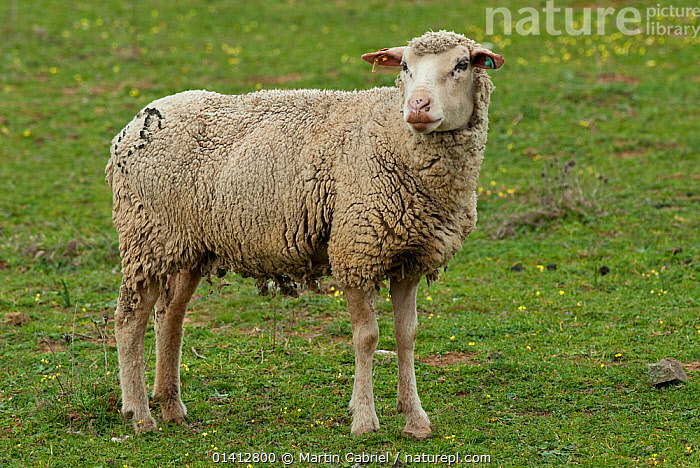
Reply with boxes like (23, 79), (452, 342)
(395, 120), (486, 212)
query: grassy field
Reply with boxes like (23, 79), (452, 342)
(0, 0), (698, 466)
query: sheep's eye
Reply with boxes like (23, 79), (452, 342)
(454, 59), (469, 71)
(401, 62), (408, 73)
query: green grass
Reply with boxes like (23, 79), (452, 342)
(1, 0), (698, 466)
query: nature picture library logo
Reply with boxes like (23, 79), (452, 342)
(486, 1), (700, 38)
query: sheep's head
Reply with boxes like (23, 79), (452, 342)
(362, 31), (504, 134)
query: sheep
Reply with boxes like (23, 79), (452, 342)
(106, 30), (503, 440)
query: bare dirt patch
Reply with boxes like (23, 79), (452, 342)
(419, 351), (478, 367)
(656, 173), (700, 180)
(184, 312), (213, 328)
(684, 361), (700, 372)
(612, 148), (647, 159)
(596, 73), (640, 85)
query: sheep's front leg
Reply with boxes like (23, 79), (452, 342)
(346, 287), (380, 436)
(391, 276), (432, 440)
(153, 268), (201, 424)
(115, 280), (159, 434)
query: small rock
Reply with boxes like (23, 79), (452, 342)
(648, 358), (688, 387)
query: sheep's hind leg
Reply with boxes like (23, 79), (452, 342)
(346, 287), (380, 436)
(153, 268), (202, 424)
(115, 279), (159, 434)
(391, 276), (432, 440)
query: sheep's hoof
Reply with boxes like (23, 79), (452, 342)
(351, 422), (380, 436)
(402, 418), (432, 440)
(161, 412), (186, 425)
(122, 405), (159, 434)
(132, 415), (159, 435)
(350, 408), (380, 436)
(156, 396), (187, 424)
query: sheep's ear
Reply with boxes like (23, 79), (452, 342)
(471, 48), (505, 70)
(361, 47), (405, 72)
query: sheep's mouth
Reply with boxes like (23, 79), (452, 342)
(406, 117), (442, 133)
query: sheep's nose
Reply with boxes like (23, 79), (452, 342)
(408, 96), (431, 114)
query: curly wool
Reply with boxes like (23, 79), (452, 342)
(407, 30), (477, 56)
(106, 33), (494, 298)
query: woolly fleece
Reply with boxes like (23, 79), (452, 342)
(106, 32), (495, 297)
(407, 30), (477, 56)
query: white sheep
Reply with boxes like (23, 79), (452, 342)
(106, 30), (503, 439)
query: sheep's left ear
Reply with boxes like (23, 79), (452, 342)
(471, 48), (505, 70)
(361, 47), (405, 72)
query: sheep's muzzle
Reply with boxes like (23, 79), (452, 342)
(405, 92), (441, 132)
